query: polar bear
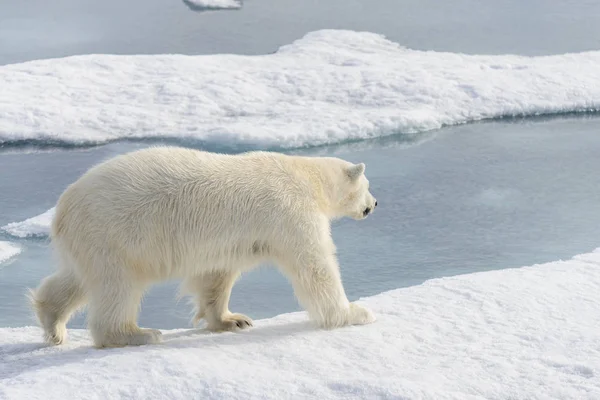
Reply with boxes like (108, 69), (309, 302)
(30, 146), (378, 348)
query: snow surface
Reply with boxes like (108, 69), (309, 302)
(183, 0), (242, 10)
(1, 208), (54, 238)
(0, 241), (21, 265)
(1, 249), (599, 400)
(1, 30), (600, 149)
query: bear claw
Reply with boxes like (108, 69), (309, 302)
(208, 312), (254, 332)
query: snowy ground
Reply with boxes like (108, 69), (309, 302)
(1, 248), (599, 399)
(0, 241), (20, 265)
(1, 30), (600, 149)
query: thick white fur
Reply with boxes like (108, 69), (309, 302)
(29, 146), (378, 348)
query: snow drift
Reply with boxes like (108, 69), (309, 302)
(1, 30), (599, 149)
(0, 241), (21, 265)
(182, 0), (242, 12)
(1, 208), (54, 238)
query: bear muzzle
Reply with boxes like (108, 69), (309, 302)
(362, 200), (377, 217)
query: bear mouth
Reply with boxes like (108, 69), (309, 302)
(363, 207), (371, 217)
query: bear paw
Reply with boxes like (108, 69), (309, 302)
(348, 303), (376, 326)
(44, 323), (67, 345)
(97, 328), (163, 348)
(207, 313), (254, 332)
(140, 328), (164, 342)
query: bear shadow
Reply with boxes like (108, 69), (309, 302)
(1, 320), (314, 381)
(162, 320), (313, 346)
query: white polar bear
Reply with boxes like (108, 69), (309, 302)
(30, 146), (378, 348)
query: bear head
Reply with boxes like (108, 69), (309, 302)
(325, 160), (377, 221)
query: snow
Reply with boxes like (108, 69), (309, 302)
(1, 29), (599, 149)
(1, 249), (599, 400)
(0, 241), (21, 265)
(1, 208), (55, 238)
(182, 0), (242, 10)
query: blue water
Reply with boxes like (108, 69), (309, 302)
(1, 0), (600, 330)
(2, 116), (600, 329)
(2, 0), (600, 66)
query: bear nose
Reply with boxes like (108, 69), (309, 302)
(375, 201), (378, 207)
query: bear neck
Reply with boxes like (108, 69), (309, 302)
(295, 159), (337, 219)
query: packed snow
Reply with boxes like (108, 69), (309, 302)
(0, 241), (21, 265)
(1, 208), (55, 238)
(1, 249), (599, 399)
(1, 30), (599, 149)
(182, 0), (242, 10)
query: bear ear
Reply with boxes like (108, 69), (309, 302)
(346, 163), (365, 181)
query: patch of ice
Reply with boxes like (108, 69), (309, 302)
(1, 30), (599, 149)
(1, 248), (599, 399)
(1, 208), (55, 238)
(182, 0), (242, 11)
(0, 241), (21, 265)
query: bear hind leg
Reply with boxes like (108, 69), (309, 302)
(183, 271), (253, 332)
(87, 277), (161, 348)
(29, 269), (87, 345)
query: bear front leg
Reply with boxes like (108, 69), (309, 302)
(183, 271), (253, 332)
(279, 251), (376, 329)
